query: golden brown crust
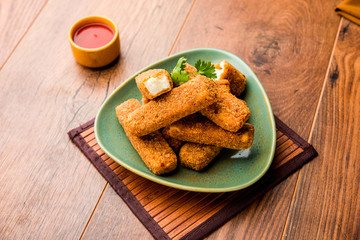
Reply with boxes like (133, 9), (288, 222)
(214, 79), (231, 92)
(163, 114), (254, 149)
(215, 60), (247, 97)
(124, 75), (219, 136)
(135, 69), (173, 100)
(115, 99), (177, 175)
(179, 143), (222, 171)
(116, 99), (142, 124)
(200, 87), (250, 132)
(184, 63), (199, 80)
(161, 129), (183, 153)
(142, 96), (150, 104)
(214, 79), (230, 85)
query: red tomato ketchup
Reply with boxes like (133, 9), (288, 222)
(73, 23), (114, 49)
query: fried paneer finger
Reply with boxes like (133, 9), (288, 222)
(200, 86), (250, 132)
(116, 99), (177, 175)
(179, 143), (222, 171)
(215, 60), (247, 97)
(163, 114), (254, 149)
(162, 129), (183, 153)
(214, 79), (231, 92)
(141, 96), (150, 104)
(124, 75), (219, 137)
(184, 63), (199, 80)
(135, 69), (173, 100)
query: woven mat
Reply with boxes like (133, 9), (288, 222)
(68, 116), (317, 240)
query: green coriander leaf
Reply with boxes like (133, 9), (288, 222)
(170, 57), (189, 86)
(194, 59), (217, 79)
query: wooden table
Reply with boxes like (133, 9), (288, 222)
(1, 0), (359, 239)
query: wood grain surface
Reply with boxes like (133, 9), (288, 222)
(170, 0), (341, 239)
(76, 125), (306, 240)
(81, 1), (194, 239)
(0, 0), (191, 239)
(0, 0), (48, 69)
(73, 1), (195, 239)
(172, 0), (340, 138)
(282, 18), (360, 240)
(1, 0), (358, 239)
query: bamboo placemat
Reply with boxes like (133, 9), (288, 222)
(68, 116), (317, 240)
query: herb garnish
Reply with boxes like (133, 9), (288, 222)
(170, 57), (189, 86)
(194, 59), (217, 79)
(170, 57), (216, 86)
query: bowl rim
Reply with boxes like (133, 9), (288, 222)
(68, 15), (119, 52)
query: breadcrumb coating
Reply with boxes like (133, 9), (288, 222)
(124, 75), (219, 137)
(115, 99), (177, 175)
(215, 60), (247, 97)
(200, 86), (250, 132)
(163, 114), (254, 149)
(214, 79), (231, 92)
(161, 129), (183, 153)
(179, 143), (222, 171)
(184, 63), (199, 80)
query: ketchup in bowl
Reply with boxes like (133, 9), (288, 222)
(73, 23), (114, 49)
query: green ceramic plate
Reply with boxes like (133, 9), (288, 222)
(94, 48), (276, 192)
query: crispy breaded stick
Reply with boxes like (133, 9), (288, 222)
(185, 64), (231, 91)
(142, 97), (150, 104)
(135, 69), (173, 100)
(163, 114), (254, 149)
(124, 75), (219, 137)
(184, 63), (199, 80)
(116, 99), (177, 175)
(179, 143), (222, 171)
(214, 79), (231, 92)
(215, 60), (247, 97)
(200, 86), (250, 132)
(162, 129), (183, 153)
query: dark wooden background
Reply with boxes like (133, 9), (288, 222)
(0, 0), (359, 239)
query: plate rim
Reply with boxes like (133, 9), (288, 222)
(94, 47), (276, 192)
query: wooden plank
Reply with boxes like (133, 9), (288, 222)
(276, 134), (289, 146)
(142, 188), (181, 212)
(169, 0), (341, 239)
(282, 19), (360, 239)
(113, 165), (127, 176)
(0, 0), (346, 240)
(108, 161), (120, 171)
(80, 1), (195, 239)
(274, 139), (296, 157)
(83, 132), (95, 142)
(0, 0), (192, 239)
(121, 172), (140, 185)
(134, 181), (171, 201)
(130, 179), (157, 195)
(0, 0), (120, 238)
(271, 147), (303, 170)
(205, 174), (298, 240)
(172, 192), (239, 240)
(80, 127), (95, 138)
(153, 193), (203, 223)
(101, 154), (110, 162)
(83, 186), (153, 239)
(275, 144), (299, 160)
(172, 0), (340, 139)
(162, 193), (225, 232)
(126, 176), (148, 191)
(148, 191), (192, 217)
(0, 0), (47, 69)
(169, 192), (238, 239)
